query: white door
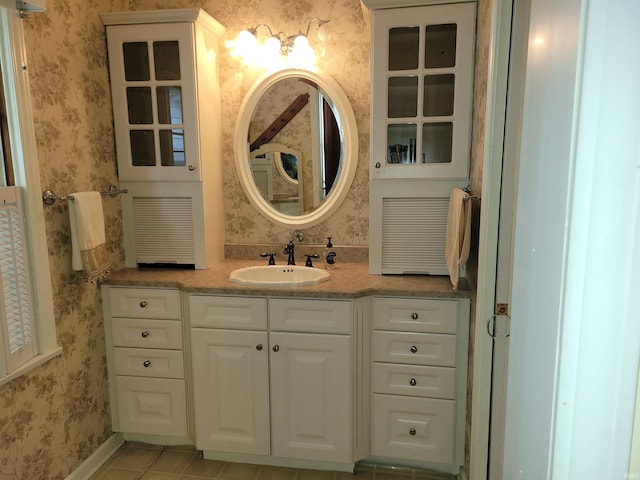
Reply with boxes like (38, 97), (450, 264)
(503, 0), (640, 478)
(190, 328), (270, 455)
(487, 0), (530, 477)
(269, 332), (353, 463)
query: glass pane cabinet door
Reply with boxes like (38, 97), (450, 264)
(371, 3), (475, 180)
(107, 23), (198, 181)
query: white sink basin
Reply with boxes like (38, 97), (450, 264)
(229, 265), (330, 287)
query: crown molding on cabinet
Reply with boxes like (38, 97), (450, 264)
(362, 0), (476, 10)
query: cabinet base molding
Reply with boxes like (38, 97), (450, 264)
(201, 451), (356, 473)
(121, 433), (193, 446)
(361, 456), (460, 476)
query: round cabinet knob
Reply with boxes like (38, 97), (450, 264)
(409, 428), (417, 436)
(143, 360), (151, 368)
(139, 301), (148, 308)
(188, 165), (196, 171)
(411, 312), (419, 320)
(272, 345), (280, 352)
(410, 378), (417, 386)
(410, 345), (418, 353)
(256, 344), (263, 351)
(141, 330), (150, 338)
(374, 162), (381, 169)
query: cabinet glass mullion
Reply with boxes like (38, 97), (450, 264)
(123, 40), (187, 169)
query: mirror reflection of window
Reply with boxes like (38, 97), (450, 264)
(280, 153), (298, 181)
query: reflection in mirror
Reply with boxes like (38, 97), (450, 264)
(234, 67), (358, 229)
(248, 77), (342, 215)
(251, 143), (302, 214)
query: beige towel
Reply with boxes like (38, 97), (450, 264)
(69, 191), (110, 282)
(446, 188), (472, 290)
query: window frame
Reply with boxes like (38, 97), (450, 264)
(0, 0), (61, 384)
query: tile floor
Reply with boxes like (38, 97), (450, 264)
(88, 442), (456, 480)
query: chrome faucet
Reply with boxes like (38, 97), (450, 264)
(284, 240), (295, 265)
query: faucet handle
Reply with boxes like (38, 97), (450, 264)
(304, 253), (320, 267)
(260, 252), (276, 265)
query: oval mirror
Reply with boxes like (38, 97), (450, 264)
(234, 67), (358, 229)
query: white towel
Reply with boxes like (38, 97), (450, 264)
(445, 188), (472, 290)
(69, 191), (110, 282)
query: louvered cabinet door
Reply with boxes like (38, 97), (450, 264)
(120, 181), (220, 269)
(369, 179), (462, 274)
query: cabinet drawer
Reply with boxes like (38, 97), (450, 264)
(371, 394), (454, 464)
(111, 318), (183, 349)
(190, 295), (267, 329)
(107, 287), (181, 319)
(113, 347), (184, 379)
(115, 376), (187, 436)
(373, 331), (456, 367)
(269, 298), (352, 334)
(372, 297), (459, 334)
(372, 363), (455, 399)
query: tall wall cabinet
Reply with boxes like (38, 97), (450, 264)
(101, 9), (225, 269)
(364, 1), (476, 274)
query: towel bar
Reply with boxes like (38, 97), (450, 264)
(42, 185), (128, 205)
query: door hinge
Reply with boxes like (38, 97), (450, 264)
(496, 303), (509, 316)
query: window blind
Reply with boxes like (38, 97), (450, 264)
(0, 186), (35, 374)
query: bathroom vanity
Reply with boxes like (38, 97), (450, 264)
(101, 261), (470, 475)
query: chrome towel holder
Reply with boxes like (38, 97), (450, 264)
(42, 185), (128, 205)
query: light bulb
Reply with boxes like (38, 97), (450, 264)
(289, 35), (314, 65)
(226, 30), (258, 63)
(293, 34), (310, 50)
(261, 36), (282, 63)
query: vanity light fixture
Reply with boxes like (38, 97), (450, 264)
(226, 18), (329, 67)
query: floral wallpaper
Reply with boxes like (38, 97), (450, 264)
(0, 0), (490, 478)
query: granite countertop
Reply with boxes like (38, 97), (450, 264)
(102, 260), (471, 299)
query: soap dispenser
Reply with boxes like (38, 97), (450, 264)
(324, 237), (336, 270)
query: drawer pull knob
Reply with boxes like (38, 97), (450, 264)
(143, 360), (151, 367)
(272, 345), (280, 352)
(141, 330), (150, 338)
(410, 378), (417, 386)
(256, 344), (263, 351)
(411, 312), (419, 320)
(409, 428), (417, 436)
(410, 345), (418, 353)
(139, 301), (148, 308)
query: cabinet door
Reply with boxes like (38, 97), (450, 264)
(106, 23), (200, 181)
(371, 393), (455, 464)
(115, 376), (187, 436)
(191, 328), (270, 455)
(370, 3), (475, 180)
(270, 332), (353, 462)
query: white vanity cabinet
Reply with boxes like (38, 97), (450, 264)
(102, 286), (188, 439)
(370, 296), (469, 472)
(189, 295), (370, 469)
(102, 9), (225, 269)
(365, 1), (476, 275)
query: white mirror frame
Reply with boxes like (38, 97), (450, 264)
(234, 66), (358, 229)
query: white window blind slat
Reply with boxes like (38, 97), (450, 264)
(0, 186), (36, 373)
